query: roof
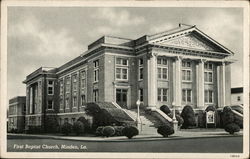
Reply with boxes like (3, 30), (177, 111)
(231, 87), (243, 94)
(9, 96), (26, 104)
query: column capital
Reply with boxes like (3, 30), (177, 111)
(172, 56), (183, 61)
(146, 52), (158, 59)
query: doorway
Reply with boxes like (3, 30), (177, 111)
(116, 89), (128, 108)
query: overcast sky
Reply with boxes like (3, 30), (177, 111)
(7, 7), (243, 100)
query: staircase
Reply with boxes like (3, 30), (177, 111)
(125, 109), (163, 135)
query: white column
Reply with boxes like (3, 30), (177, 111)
(216, 65), (221, 107)
(222, 62), (226, 106)
(197, 60), (205, 108)
(29, 87), (33, 114)
(147, 53), (157, 108)
(173, 56), (182, 107)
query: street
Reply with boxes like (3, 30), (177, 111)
(7, 136), (242, 153)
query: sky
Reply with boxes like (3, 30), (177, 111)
(7, 7), (244, 100)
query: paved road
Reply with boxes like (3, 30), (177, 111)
(7, 136), (242, 153)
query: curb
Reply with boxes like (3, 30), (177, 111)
(7, 133), (243, 142)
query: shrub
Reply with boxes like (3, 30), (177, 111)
(157, 124), (174, 137)
(45, 115), (59, 133)
(224, 123), (240, 134)
(222, 106), (235, 126)
(181, 105), (196, 129)
(77, 117), (91, 132)
(197, 111), (206, 128)
(160, 105), (172, 116)
(102, 126), (115, 137)
(72, 121), (85, 135)
(176, 115), (184, 126)
(234, 115), (243, 128)
(114, 126), (125, 136)
(122, 126), (139, 139)
(26, 126), (42, 134)
(61, 122), (72, 136)
(95, 126), (104, 136)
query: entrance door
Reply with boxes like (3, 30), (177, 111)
(116, 89), (128, 108)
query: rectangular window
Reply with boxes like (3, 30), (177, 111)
(60, 98), (63, 110)
(157, 58), (168, 80)
(93, 89), (99, 102)
(139, 88), (143, 102)
(94, 60), (99, 82)
(73, 96), (77, 108)
(81, 94), (86, 106)
(205, 90), (213, 103)
(182, 89), (192, 103)
(65, 76), (71, 93)
(47, 100), (53, 110)
(205, 63), (213, 70)
(138, 59), (143, 80)
(116, 58), (128, 66)
(158, 88), (168, 102)
(204, 72), (213, 83)
(47, 80), (54, 95)
(72, 74), (77, 92)
(116, 58), (129, 80)
(182, 70), (192, 81)
(182, 61), (192, 81)
(81, 70), (86, 89)
(59, 79), (64, 96)
(65, 98), (69, 109)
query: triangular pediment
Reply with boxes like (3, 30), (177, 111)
(155, 34), (218, 52)
(148, 26), (233, 54)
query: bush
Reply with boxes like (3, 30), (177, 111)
(77, 117), (91, 132)
(234, 115), (243, 128)
(72, 121), (85, 135)
(160, 105), (172, 116)
(26, 126), (42, 134)
(114, 126), (125, 136)
(102, 126), (115, 137)
(157, 125), (174, 137)
(181, 105), (196, 129)
(224, 123), (240, 134)
(122, 126), (139, 139)
(95, 126), (104, 136)
(222, 106), (235, 126)
(176, 115), (184, 126)
(45, 115), (59, 133)
(61, 122), (72, 136)
(197, 111), (206, 128)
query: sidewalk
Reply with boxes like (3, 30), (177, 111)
(8, 128), (243, 142)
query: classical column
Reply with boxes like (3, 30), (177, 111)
(147, 52), (157, 108)
(217, 62), (226, 107)
(196, 59), (205, 108)
(173, 56), (182, 107)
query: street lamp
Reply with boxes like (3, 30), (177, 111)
(136, 99), (142, 132)
(172, 102), (178, 131)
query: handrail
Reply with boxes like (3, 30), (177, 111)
(111, 102), (136, 121)
(154, 108), (173, 122)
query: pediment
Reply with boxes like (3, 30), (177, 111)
(156, 34), (218, 52)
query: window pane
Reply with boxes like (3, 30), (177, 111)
(187, 70), (191, 81)
(163, 59), (167, 65)
(163, 89), (167, 101)
(116, 58), (121, 65)
(187, 62), (191, 67)
(157, 58), (161, 64)
(116, 68), (121, 79)
(182, 70), (186, 80)
(163, 68), (167, 79)
(139, 68), (143, 79)
(205, 90), (208, 103)
(122, 69), (128, 79)
(182, 90), (186, 102)
(158, 89), (161, 101)
(122, 59), (128, 65)
(209, 72), (213, 82)
(157, 68), (161, 79)
(187, 90), (191, 102)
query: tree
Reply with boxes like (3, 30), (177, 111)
(181, 105), (196, 129)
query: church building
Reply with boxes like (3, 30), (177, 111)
(23, 24), (234, 130)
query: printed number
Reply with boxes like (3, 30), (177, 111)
(230, 155), (240, 158)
